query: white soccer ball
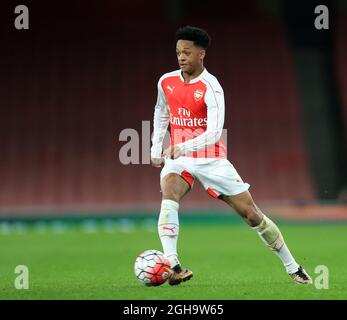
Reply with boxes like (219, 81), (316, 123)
(134, 249), (172, 286)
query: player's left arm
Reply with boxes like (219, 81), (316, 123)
(163, 82), (224, 159)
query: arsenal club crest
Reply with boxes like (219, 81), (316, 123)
(193, 89), (204, 101)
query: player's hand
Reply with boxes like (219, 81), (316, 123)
(162, 145), (183, 160)
(150, 157), (163, 168)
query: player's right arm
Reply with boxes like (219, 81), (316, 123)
(151, 77), (170, 167)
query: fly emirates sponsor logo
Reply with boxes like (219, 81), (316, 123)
(170, 107), (207, 127)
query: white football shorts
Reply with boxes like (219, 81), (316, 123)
(160, 157), (250, 199)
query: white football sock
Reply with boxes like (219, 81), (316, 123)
(158, 199), (180, 268)
(252, 215), (300, 274)
(274, 243), (300, 274)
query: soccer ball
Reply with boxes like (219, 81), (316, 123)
(134, 250), (172, 286)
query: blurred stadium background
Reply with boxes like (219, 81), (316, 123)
(1, 0), (347, 225)
(1, 0), (347, 300)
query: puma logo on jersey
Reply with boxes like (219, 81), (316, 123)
(167, 85), (175, 94)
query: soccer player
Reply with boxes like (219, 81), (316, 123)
(150, 26), (312, 286)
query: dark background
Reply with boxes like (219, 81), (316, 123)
(1, 0), (346, 216)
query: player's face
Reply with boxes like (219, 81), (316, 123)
(176, 40), (205, 74)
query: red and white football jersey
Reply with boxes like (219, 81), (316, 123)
(151, 68), (226, 159)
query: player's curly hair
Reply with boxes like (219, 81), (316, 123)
(175, 26), (211, 50)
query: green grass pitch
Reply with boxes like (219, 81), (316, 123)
(0, 220), (346, 299)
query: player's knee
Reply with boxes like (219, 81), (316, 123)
(161, 183), (182, 202)
(162, 191), (180, 203)
(161, 174), (187, 202)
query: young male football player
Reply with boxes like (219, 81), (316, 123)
(151, 26), (312, 286)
